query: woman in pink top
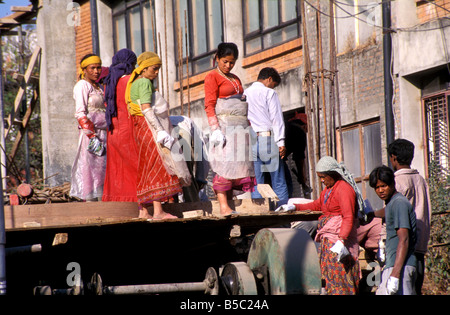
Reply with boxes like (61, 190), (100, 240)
(294, 156), (361, 295)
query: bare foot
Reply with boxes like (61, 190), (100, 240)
(153, 212), (178, 220)
(138, 209), (153, 219)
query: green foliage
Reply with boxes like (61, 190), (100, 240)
(1, 27), (42, 188)
(426, 161), (450, 294)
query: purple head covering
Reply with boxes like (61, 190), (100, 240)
(104, 48), (137, 131)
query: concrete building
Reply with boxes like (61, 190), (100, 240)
(8, 0), (449, 208)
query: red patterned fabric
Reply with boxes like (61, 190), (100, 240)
(102, 75), (139, 202)
(319, 216), (360, 295)
(132, 115), (182, 205)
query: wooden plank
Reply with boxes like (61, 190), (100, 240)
(5, 46), (41, 137)
(256, 184), (279, 201)
(4, 202), (139, 230)
(0, 17), (18, 25)
(11, 6), (34, 13)
(151, 198), (272, 218)
(4, 198), (322, 232)
(4, 199), (270, 230)
(9, 86), (39, 160)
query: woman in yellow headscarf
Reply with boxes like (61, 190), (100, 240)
(126, 52), (190, 220)
(70, 53), (107, 201)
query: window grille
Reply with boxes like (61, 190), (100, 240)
(424, 92), (450, 176)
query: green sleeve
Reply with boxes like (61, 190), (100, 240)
(130, 78), (154, 105)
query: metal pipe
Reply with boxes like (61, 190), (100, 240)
(5, 244), (42, 256)
(382, 0), (395, 164)
(103, 281), (208, 295)
(0, 29), (6, 296)
(90, 0), (100, 55)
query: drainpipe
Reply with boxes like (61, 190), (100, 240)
(383, 0), (395, 162)
(90, 0), (100, 55)
(0, 30), (6, 295)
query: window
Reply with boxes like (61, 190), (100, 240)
(242, 0), (301, 56)
(173, 0), (224, 78)
(424, 92), (450, 176)
(337, 120), (383, 210)
(112, 0), (157, 56)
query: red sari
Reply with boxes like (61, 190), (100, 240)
(102, 75), (138, 202)
(132, 116), (182, 204)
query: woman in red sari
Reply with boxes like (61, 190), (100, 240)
(204, 43), (255, 216)
(125, 52), (182, 220)
(102, 49), (139, 202)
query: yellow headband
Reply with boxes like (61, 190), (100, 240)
(125, 52), (161, 116)
(79, 55), (102, 79)
(135, 55), (161, 74)
(81, 56), (102, 69)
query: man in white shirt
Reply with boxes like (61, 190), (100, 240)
(244, 67), (289, 206)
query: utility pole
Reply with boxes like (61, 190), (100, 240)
(0, 29), (7, 295)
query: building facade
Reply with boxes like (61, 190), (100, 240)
(35, 0), (450, 208)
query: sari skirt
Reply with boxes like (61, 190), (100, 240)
(132, 115), (182, 205)
(318, 216), (360, 295)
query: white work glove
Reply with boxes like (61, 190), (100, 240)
(330, 240), (350, 262)
(210, 129), (226, 147)
(275, 204), (296, 212)
(386, 276), (399, 295)
(156, 130), (175, 149)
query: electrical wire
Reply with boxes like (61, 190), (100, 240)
(422, 0), (450, 16)
(303, 0), (450, 33)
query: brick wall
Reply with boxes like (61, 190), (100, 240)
(74, 0), (93, 76)
(416, 0), (450, 23)
(337, 44), (384, 126)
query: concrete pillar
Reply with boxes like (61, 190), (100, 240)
(155, 0), (177, 109)
(37, 0), (78, 186)
(97, 0), (113, 66)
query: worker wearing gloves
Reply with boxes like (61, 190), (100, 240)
(125, 52), (191, 220)
(291, 156), (361, 295)
(70, 54), (107, 201)
(369, 166), (417, 295)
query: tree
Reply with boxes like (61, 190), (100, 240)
(1, 24), (41, 189)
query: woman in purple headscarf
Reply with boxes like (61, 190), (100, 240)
(102, 49), (139, 202)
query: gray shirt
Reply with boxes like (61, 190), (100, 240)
(385, 192), (417, 269)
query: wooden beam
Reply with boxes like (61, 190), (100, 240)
(5, 46), (41, 138)
(0, 17), (18, 25)
(4, 199), (274, 230)
(8, 86), (39, 161)
(11, 6), (34, 13)
(4, 200), (322, 233)
(4, 202), (140, 230)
